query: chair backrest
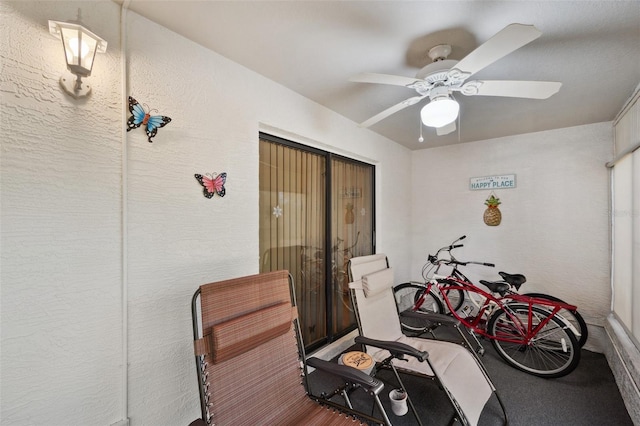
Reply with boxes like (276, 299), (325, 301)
(192, 270), (308, 425)
(348, 254), (404, 343)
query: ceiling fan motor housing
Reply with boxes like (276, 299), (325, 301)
(428, 44), (452, 62)
(412, 59), (468, 97)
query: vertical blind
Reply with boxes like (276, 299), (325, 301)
(330, 156), (374, 335)
(259, 139), (327, 346)
(259, 134), (374, 349)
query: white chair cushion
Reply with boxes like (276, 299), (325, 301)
(362, 267), (394, 297)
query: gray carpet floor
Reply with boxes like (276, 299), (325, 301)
(308, 337), (633, 425)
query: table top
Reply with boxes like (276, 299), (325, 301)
(339, 351), (374, 374)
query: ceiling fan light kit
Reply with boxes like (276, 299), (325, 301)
(350, 23), (562, 139)
(421, 96), (459, 128)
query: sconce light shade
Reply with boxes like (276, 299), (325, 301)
(420, 97), (459, 128)
(48, 17), (107, 98)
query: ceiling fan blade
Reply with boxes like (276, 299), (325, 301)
(467, 80), (562, 99)
(359, 95), (427, 127)
(349, 72), (420, 87)
(454, 24), (542, 78)
(436, 121), (456, 136)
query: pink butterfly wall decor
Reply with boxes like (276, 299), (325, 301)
(195, 172), (227, 198)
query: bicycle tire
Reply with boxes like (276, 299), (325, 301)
(488, 303), (580, 378)
(393, 283), (444, 332)
(522, 292), (588, 348)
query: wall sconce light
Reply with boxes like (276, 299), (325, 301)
(48, 10), (107, 98)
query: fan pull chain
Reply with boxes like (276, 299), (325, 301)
(453, 93), (461, 143)
(418, 116), (424, 143)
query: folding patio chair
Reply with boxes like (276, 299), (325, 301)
(348, 254), (508, 426)
(190, 270), (395, 426)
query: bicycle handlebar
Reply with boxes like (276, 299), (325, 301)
(429, 257), (495, 267)
(465, 261), (495, 267)
(427, 236), (494, 269)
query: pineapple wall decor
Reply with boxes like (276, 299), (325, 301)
(483, 193), (502, 226)
(345, 203), (355, 224)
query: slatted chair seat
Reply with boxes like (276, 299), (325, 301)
(190, 270), (389, 426)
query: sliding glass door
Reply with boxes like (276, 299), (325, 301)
(259, 134), (374, 350)
(329, 156), (375, 336)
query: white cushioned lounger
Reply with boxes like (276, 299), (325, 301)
(349, 254), (501, 426)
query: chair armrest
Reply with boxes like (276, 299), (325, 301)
(354, 336), (428, 362)
(306, 357), (384, 395)
(399, 310), (461, 326)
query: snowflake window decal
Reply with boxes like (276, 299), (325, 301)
(273, 205), (283, 218)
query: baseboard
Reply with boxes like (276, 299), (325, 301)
(604, 314), (640, 424)
(583, 323), (607, 353)
(110, 419), (130, 426)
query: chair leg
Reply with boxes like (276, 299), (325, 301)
(373, 394), (393, 426)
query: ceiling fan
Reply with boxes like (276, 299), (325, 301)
(350, 24), (562, 137)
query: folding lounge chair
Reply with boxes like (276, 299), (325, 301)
(190, 270), (394, 426)
(348, 254), (508, 426)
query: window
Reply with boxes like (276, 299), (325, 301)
(611, 92), (640, 344)
(259, 133), (375, 350)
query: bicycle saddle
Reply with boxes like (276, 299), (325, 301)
(498, 272), (527, 290)
(478, 280), (510, 296)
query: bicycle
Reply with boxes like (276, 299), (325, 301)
(394, 251), (581, 378)
(397, 235), (588, 347)
(332, 231), (361, 312)
(301, 231), (361, 313)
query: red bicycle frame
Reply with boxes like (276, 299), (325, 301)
(419, 277), (577, 345)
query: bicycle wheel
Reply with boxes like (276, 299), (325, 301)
(334, 270), (353, 312)
(488, 303), (580, 378)
(523, 292), (588, 348)
(393, 283), (444, 332)
(439, 283), (465, 313)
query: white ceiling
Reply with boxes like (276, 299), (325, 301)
(122, 1), (640, 150)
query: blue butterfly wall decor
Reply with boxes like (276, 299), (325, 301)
(126, 96), (172, 143)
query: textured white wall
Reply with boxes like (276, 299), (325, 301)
(1, 2), (412, 426)
(1, 1), (124, 425)
(411, 122), (613, 330)
(124, 12), (412, 425)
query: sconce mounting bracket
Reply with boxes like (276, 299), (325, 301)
(60, 72), (91, 98)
